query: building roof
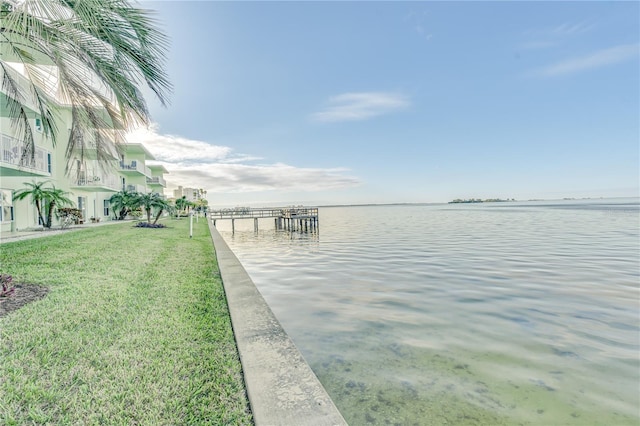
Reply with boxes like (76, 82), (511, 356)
(147, 164), (169, 173)
(122, 143), (156, 160)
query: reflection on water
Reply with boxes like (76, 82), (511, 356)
(216, 199), (640, 425)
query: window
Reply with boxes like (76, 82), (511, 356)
(35, 118), (42, 132)
(47, 153), (52, 173)
(78, 196), (86, 220)
(103, 199), (110, 217)
(0, 190), (13, 222)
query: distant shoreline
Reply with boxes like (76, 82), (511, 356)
(208, 197), (637, 210)
(448, 198), (514, 204)
(315, 197), (638, 209)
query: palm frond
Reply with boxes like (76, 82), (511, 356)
(0, 0), (171, 168)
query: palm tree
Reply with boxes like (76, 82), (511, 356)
(138, 192), (165, 224)
(12, 181), (49, 226)
(194, 198), (208, 213)
(109, 190), (139, 220)
(152, 197), (173, 225)
(0, 0), (171, 171)
(14, 181), (73, 228)
(175, 196), (188, 217)
(45, 187), (73, 228)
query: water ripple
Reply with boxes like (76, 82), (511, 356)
(219, 199), (640, 425)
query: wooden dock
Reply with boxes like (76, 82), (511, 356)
(208, 207), (319, 232)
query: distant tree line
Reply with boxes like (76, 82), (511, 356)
(449, 198), (515, 204)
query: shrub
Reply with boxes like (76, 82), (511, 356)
(134, 222), (166, 229)
(0, 274), (15, 298)
(57, 207), (83, 228)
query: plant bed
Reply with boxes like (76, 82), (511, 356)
(134, 222), (167, 228)
(0, 283), (49, 318)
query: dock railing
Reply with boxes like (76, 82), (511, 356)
(208, 207), (318, 220)
(208, 206), (319, 232)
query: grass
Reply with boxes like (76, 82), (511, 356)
(0, 219), (253, 425)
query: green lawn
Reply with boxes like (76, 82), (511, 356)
(0, 219), (253, 425)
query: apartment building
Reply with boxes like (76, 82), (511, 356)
(147, 165), (169, 195)
(0, 62), (168, 234)
(173, 186), (206, 203)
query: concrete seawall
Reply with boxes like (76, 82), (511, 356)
(208, 220), (347, 426)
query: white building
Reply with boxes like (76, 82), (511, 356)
(0, 62), (168, 233)
(173, 186), (206, 203)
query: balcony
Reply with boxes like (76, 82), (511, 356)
(125, 184), (147, 193)
(146, 176), (167, 187)
(1, 133), (51, 177)
(70, 173), (120, 192)
(119, 161), (151, 177)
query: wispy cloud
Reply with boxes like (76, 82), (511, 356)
(311, 92), (410, 122)
(126, 125), (361, 194)
(126, 126), (236, 163)
(524, 20), (596, 39)
(520, 20), (596, 50)
(532, 43), (639, 77)
(551, 21), (596, 36)
(405, 9), (432, 41)
(159, 162), (360, 193)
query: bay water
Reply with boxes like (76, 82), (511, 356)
(215, 199), (639, 425)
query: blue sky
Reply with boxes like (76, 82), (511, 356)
(130, 1), (640, 206)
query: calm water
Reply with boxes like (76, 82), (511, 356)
(216, 199), (640, 425)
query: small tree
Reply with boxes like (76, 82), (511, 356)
(153, 198), (173, 225)
(45, 188), (73, 228)
(14, 181), (73, 228)
(175, 196), (188, 217)
(194, 198), (208, 213)
(110, 190), (140, 220)
(138, 192), (166, 223)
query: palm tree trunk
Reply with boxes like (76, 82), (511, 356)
(153, 209), (163, 225)
(35, 200), (45, 228)
(46, 200), (55, 228)
(146, 208), (152, 223)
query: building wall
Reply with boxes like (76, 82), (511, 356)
(0, 108), (70, 232)
(1, 122), (167, 231)
(119, 149), (154, 194)
(1, 65), (168, 233)
(147, 165), (168, 198)
(173, 186), (205, 203)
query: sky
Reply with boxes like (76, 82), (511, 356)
(128, 1), (640, 207)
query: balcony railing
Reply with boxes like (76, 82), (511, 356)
(1, 133), (51, 175)
(146, 176), (166, 187)
(119, 161), (151, 176)
(125, 184), (147, 193)
(73, 174), (120, 191)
